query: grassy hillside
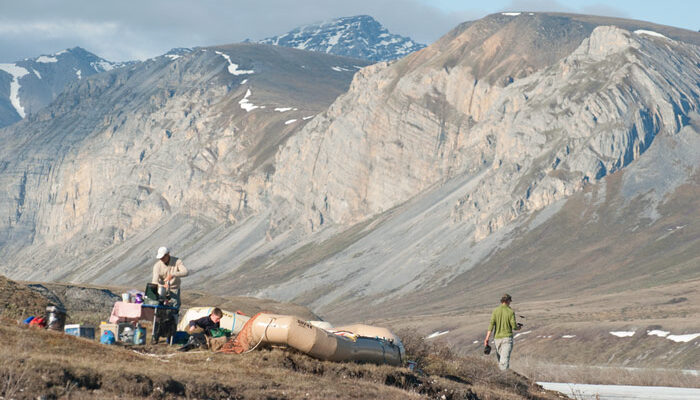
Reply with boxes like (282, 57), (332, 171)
(0, 319), (565, 399)
(0, 275), (565, 399)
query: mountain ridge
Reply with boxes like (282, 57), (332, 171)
(259, 15), (426, 62)
(0, 13), (697, 328)
(0, 47), (127, 128)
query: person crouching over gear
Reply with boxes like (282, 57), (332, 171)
(179, 308), (224, 352)
(188, 308), (223, 335)
(152, 246), (189, 309)
(484, 293), (522, 371)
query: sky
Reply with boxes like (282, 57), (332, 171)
(0, 0), (698, 63)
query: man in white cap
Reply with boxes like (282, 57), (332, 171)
(152, 246), (189, 308)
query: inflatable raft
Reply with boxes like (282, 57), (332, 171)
(222, 313), (404, 365)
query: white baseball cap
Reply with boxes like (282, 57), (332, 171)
(156, 246), (169, 259)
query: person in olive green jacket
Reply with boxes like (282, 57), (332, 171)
(484, 293), (521, 370)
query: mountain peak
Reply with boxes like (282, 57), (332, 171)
(0, 47), (128, 128)
(259, 15), (425, 62)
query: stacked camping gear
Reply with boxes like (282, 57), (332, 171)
(104, 289), (148, 345)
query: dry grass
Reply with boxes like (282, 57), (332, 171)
(398, 328), (565, 400)
(0, 320), (566, 400)
(0, 276), (49, 320)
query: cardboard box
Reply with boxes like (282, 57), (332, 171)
(100, 323), (118, 341)
(64, 324), (95, 339)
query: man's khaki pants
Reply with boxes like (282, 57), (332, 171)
(494, 337), (513, 370)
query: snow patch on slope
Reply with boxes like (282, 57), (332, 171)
(647, 330), (669, 337)
(0, 63), (30, 118)
(666, 333), (700, 343)
(634, 30), (669, 39)
(215, 51), (254, 76)
(36, 55), (58, 63)
(239, 89), (258, 112)
(425, 331), (449, 339)
(610, 331), (635, 338)
(90, 60), (114, 72)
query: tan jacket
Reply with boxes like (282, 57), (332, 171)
(152, 256), (189, 292)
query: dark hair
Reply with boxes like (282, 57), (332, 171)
(212, 308), (223, 318)
(500, 294), (512, 303)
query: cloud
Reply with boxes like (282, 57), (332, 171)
(0, 21), (120, 37)
(500, 0), (627, 18)
(500, 0), (573, 13)
(579, 4), (628, 19)
(0, 0), (636, 63)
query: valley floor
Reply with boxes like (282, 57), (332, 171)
(372, 278), (700, 388)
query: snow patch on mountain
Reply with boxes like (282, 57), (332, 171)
(91, 60), (114, 72)
(634, 29), (668, 39)
(610, 331), (635, 337)
(215, 51), (254, 75)
(426, 331), (449, 339)
(666, 333), (700, 343)
(0, 63), (30, 118)
(647, 330), (669, 337)
(239, 89), (258, 112)
(36, 56), (58, 63)
(259, 15), (425, 62)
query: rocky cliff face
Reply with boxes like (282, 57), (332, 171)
(0, 44), (368, 280)
(0, 13), (698, 320)
(259, 15), (425, 62)
(271, 14), (699, 238)
(0, 47), (126, 128)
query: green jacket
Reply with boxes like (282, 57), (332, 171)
(489, 304), (517, 339)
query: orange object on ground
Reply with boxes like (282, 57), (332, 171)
(219, 312), (263, 354)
